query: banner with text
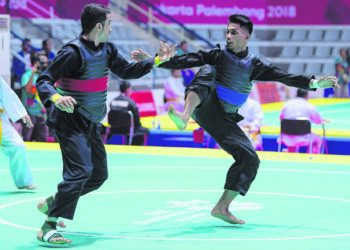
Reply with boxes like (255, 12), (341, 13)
(146, 0), (350, 25)
(2, 0), (349, 24)
(0, 0), (109, 19)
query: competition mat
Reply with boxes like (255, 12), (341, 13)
(1, 143), (350, 249)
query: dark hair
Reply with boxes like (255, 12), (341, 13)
(228, 14), (253, 34)
(30, 52), (40, 66)
(22, 38), (31, 46)
(119, 81), (131, 93)
(42, 38), (51, 48)
(81, 4), (110, 35)
(180, 41), (187, 47)
(297, 89), (308, 98)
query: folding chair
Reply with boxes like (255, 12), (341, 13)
(107, 109), (134, 145)
(107, 109), (148, 145)
(321, 122), (329, 154)
(278, 119), (312, 153)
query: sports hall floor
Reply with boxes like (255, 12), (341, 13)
(1, 143), (350, 249)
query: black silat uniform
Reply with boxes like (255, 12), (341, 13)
(36, 34), (154, 219)
(160, 47), (314, 195)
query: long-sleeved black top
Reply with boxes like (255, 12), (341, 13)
(159, 48), (315, 90)
(36, 34), (154, 109)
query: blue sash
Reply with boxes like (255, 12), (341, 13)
(216, 84), (249, 107)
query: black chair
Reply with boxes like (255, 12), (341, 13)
(106, 109), (148, 145)
(106, 109), (135, 145)
(278, 118), (312, 153)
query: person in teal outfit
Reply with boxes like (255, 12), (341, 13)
(21, 52), (48, 142)
(334, 48), (350, 98)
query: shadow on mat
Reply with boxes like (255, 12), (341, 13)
(162, 223), (304, 237)
(165, 225), (245, 237)
(0, 191), (36, 196)
(117, 224), (245, 238)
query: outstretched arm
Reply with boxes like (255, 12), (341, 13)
(109, 42), (176, 79)
(131, 41), (177, 65)
(309, 74), (339, 89)
(252, 58), (339, 91)
(132, 42), (220, 70)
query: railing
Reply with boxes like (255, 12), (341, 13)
(10, 25), (123, 82)
(110, 0), (215, 50)
(11, 9), (64, 47)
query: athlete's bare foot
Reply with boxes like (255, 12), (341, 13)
(168, 104), (189, 131)
(211, 206), (245, 225)
(37, 220), (72, 244)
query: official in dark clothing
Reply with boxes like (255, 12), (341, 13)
(108, 80), (149, 145)
(146, 14), (338, 225)
(35, 4), (175, 245)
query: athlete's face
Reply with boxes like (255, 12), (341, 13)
(97, 14), (112, 42)
(226, 23), (250, 52)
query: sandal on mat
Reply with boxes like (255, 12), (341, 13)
(37, 221), (72, 244)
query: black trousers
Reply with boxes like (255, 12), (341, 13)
(190, 90), (260, 196)
(47, 109), (108, 219)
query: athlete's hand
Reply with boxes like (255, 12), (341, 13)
(315, 74), (339, 89)
(55, 96), (77, 113)
(157, 41), (177, 61)
(131, 49), (153, 62)
(21, 114), (33, 128)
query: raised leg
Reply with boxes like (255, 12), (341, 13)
(168, 91), (200, 131)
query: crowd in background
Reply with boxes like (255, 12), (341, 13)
(6, 38), (349, 150)
(11, 38), (56, 143)
(333, 47), (350, 98)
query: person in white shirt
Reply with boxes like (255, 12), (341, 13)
(164, 69), (185, 112)
(238, 97), (263, 150)
(0, 75), (35, 189)
(280, 89), (325, 154)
